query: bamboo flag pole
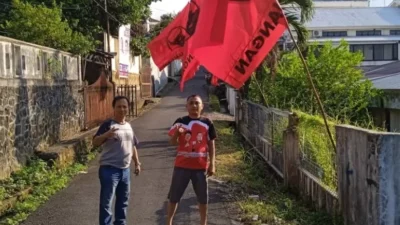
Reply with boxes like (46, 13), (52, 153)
(286, 29), (337, 152)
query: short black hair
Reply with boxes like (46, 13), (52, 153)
(186, 94), (202, 102)
(112, 96), (130, 107)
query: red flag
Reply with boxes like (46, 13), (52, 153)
(147, 2), (192, 71)
(179, 0), (229, 90)
(147, 0), (229, 73)
(211, 75), (219, 86)
(190, 0), (288, 89)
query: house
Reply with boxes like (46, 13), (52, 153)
(313, 0), (369, 8)
(103, 25), (141, 87)
(102, 21), (182, 97)
(286, 7), (400, 67)
(144, 19), (182, 96)
(365, 61), (400, 132)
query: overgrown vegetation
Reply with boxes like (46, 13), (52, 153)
(245, 41), (381, 188)
(0, 0), (159, 55)
(249, 41), (380, 126)
(209, 94), (220, 112)
(1, 0), (95, 55)
(0, 151), (98, 225)
(295, 111), (337, 189)
(214, 120), (342, 225)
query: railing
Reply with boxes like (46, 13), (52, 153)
(115, 85), (138, 117)
(236, 98), (340, 216)
(239, 100), (290, 177)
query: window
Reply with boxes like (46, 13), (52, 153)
(22, 55), (26, 70)
(373, 45), (384, 61)
(364, 45), (373, 60)
(42, 52), (48, 72)
(322, 31), (347, 37)
(356, 30), (381, 36)
(37, 56), (40, 70)
(5, 53), (10, 69)
(350, 44), (398, 61)
(63, 56), (67, 77)
(390, 30), (400, 35)
(14, 46), (21, 76)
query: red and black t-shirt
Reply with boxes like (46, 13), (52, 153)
(168, 116), (217, 169)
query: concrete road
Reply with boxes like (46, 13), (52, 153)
(21, 75), (234, 225)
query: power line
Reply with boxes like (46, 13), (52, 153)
(0, 1), (90, 10)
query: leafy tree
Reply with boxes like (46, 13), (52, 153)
(0, 0), (159, 55)
(2, 0), (94, 55)
(249, 41), (381, 124)
(148, 13), (175, 38)
(131, 13), (175, 58)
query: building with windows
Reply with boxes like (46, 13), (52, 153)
(313, 0), (369, 8)
(299, 7), (400, 66)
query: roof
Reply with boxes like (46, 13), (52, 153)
(368, 73), (400, 90)
(364, 61), (400, 90)
(313, 0), (367, 1)
(365, 61), (400, 78)
(308, 36), (400, 43)
(305, 7), (400, 28)
(148, 18), (160, 23)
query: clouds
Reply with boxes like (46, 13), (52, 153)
(150, 0), (189, 20)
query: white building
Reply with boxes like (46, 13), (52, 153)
(313, 0), (369, 8)
(298, 7), (400, 66)
(144, 19), (182, 95)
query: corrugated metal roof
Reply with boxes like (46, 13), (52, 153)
(365, 61), (400, 77)
(308, 36), (400, 43)
(363, 61), (400, 90)
(369, 73), (400, 90)
(306, 7), (400, 28)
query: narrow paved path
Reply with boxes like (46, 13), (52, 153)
(21, 75), (234, 225)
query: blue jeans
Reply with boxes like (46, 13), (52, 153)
(99, 165), (131, 225)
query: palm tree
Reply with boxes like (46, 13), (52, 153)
(243, 0), (314, 101)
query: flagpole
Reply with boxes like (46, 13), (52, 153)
(286, 29), (337, 152)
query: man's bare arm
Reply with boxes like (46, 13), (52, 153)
(93, 134), (108, 148)
(208, 140), (216, 165)
(93, 127), (118, 147)
(132, 146), (140, 166)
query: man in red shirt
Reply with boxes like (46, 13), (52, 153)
(167, 94), (216, 225)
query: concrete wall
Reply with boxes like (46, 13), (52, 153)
(336, 125), (400, 225)
(0, 36), (83, 179)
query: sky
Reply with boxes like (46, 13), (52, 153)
(149, 0), (394, 19)
(150, 0), (189, 20)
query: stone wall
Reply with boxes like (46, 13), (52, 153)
(0, 79), (83, 179)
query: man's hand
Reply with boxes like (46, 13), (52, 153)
(93, 127), (119, 147)
(104, 127), (119, 139)
(207, 163), (215, 177)
(175, 125), (185, 136)
(134, 163), (141, 176)
(170, 125), (185, 145)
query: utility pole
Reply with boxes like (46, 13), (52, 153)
(104, 0), (112, 83)
(105, 0), (111, 53)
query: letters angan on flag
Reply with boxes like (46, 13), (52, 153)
(189, 0), (288, 89)
(148, 0), (229, 84)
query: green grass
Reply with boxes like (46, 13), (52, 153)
(295, 111), (337, 190)
(0, 151), (98, 225)
(214, 121), (343, 225)
(209, 94), (220, 112)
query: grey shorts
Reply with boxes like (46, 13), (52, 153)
(168, 167), (208, 204)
